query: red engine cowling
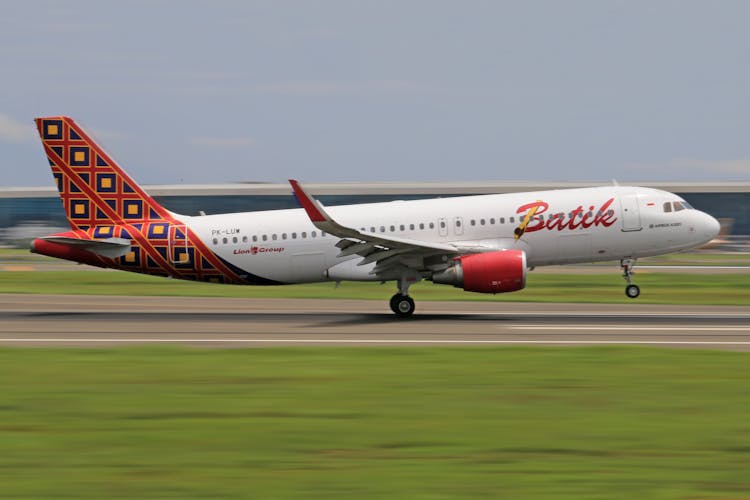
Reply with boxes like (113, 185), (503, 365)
(431, 250), (527, 294)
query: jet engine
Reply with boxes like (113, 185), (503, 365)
(431, 250), (526, 294)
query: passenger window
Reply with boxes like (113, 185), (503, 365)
(429, 222), (435, 229)
(272, 234), (277, 241)
(400, 224), (405, 231)
(440, 221), (446, 229)
(311, 231), (317, 238)
(370, 227), (375, 232)
(510, 217), (515, 223)
(419, 223), (425, 230)
(390, 225), (395, 232)
(490, 218), (495, 224)
(282, 233), (287, 240)
(242, 236), (248, 243)
(471, 220), (476, 226)
(252, 235), (258, 242)
(301, 232), (307, 238)
(212, 238), (218, 245)
(291, 233), (297, 239)
(232, 236), (238, 243)
(480, 219), (485, 225)
(380, 226), (385, 233)
(409, 224), (415, 230)
(456, 220), (461, 227)
(500, 217), (505, 224)
(222, 237), (228, 244)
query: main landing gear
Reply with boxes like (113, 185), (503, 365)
(621, 258), (640, 299)
(390, 293), (415, 317)
(389, 274), (419, 317)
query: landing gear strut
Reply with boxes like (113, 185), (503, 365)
(389, 274), (419, 317)
(621, 258), (640, 299)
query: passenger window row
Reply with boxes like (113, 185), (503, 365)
(360, 222), (436, 233)
(212, 231), (326, 245)
(211, 209), (619, 246)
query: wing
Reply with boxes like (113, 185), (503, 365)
(290, 180), (480, 276)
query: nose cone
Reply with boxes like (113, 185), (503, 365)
(705, 213), (720, 240)
(696, 212), (720, 245)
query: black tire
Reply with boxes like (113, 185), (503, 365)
(625, 284), (640, 299)
(390, 294), (415, 317)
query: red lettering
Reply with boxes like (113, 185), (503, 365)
(593, 198), (617, 227)
(234, 247), (285, 255)
(568, 206), (584, 229)
(516, 201), (549, 233)
(515, 197), (618, 234)
(545, 213), (566, 231)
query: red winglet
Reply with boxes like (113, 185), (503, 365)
(289, 179), (327, 222)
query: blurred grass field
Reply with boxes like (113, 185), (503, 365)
(2, 346), (750, 499)
(1, 269), (748, 305)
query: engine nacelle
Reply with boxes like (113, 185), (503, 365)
(431, 250), (527, 294)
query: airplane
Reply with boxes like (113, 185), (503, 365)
(30, 116), (720, 317)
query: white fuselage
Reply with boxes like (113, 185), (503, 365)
(182, 186), (719, 284)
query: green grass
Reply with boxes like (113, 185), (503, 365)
(1, 346), (750, 499)
(1, 269), (748, 305)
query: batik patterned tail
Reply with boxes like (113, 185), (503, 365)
(34, 116), (170, 230)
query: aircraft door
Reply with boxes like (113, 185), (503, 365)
(619, 193), (642, 232)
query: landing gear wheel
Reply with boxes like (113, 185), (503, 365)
(620, 258), (640, 299)
(625, 284), (640, 299)
(390, 294), (415, 318)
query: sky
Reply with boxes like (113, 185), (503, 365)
(1, 0), (749, 187)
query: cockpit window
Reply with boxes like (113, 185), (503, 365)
(665, 200), (692, 213)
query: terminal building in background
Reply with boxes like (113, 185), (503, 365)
(1, 181), (748, 249)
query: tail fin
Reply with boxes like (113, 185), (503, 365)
(34, 116), (172, 230)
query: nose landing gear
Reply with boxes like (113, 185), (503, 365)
(621, 258), (640, 298)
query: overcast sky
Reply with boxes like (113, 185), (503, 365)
(1, 0), (749, 187)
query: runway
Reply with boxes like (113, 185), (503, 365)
(1, 294), (749, 350)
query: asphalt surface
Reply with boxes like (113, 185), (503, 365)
(1, 294), (749, 350)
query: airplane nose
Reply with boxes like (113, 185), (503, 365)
(703, 213), (720, 241)
(707, 214), (720, 238)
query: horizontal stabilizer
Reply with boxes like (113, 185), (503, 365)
(38, 236), (132, 259)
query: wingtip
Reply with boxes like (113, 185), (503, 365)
(288, 179), (327, 222)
